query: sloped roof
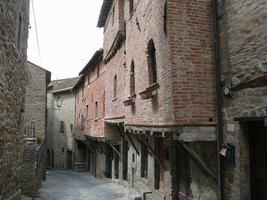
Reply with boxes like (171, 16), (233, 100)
(48, 77), (80, 93)
(97, 0), (114, 28)
(79, 49), (103, 75)
(27, 61), (51, 85)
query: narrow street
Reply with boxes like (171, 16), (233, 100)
(23, 171), (130, 200)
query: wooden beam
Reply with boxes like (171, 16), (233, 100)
(136, 135), (165, 171)
(176, 141), (217, 182)
(125, 130), (140, 156)
(109, 144), (121, 157)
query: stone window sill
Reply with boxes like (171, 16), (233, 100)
(139, 83), (159, 99)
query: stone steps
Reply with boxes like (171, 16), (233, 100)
(145, 190), (165, 200)
(74, 162), (87, 172)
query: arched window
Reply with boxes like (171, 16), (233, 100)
(163, 1), (167, 34)
(113, 75), (117, 98)
(147, 39), (157, 85)
(130, 61), (135, 96)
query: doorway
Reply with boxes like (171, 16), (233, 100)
(154, 137), (164, 190)
(122, 140), (128, 180)
(106, 146), (113, 178)
(67, 151), (73, 170)
(176, 147), (191, 200)
(114, 145), (120, 179)
(249, 121), (267, 200)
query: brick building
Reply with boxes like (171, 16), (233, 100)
(214, 0), (267, 199)
(46, 77), (79, 170)
(0, 1), (30, 199)
(96, 0), (218, 199)
(73, 49), (107, 177)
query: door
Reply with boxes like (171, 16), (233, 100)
(114, 145), (120, 179)
(177, 148), (191, 200)
(106, 146), (113, 178)
(67, 151), (73, 170)
(122, 140), (128, 180)
(249, 121), (267, 200)
(154, 137), (164, 190)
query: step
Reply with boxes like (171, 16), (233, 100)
(145, 190), (165, 200)
(133, 180), (152, 199)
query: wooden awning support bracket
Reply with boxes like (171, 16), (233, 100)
(125, 130), (140, 156)
(136, 135), (165, 171)
(117, 125), (127, 141)
(109, 144), (121, 157)
(176, 141), (217, 182)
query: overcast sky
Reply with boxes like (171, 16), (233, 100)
(27, 0), (103, 80)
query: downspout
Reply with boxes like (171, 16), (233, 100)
(212, 0), (225, 199)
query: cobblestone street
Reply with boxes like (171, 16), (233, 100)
(23, 170), (130, 200)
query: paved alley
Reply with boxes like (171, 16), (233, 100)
(24, 170), (130, 200)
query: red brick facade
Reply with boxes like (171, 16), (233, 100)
(75, 50), (106, 139)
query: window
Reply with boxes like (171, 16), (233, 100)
(60, 121), (64, 132)
(81, 115), (85, 130)
(62, 148), (64, 153)
(95, 101), (98, 119)
(163, 1), (168, 34)
(87, 74), (90, 85)
(141, 142), (148, 179)
(147, 39), (157, 85)
(112, 6), (115, 25)
(17, 14), (23, 49)
(97, 65), (100, 78)
(70, 124), (73, 133)
(130, 60), (135, 96)
(113, 75), (117, 99)
(86, 105), (89, 119)
(82, 86), (84, 99)
(129, 0), (134, 15)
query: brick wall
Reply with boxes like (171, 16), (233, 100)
(124, 0), (174, 126)
(169, 0), (216, 125)
(123, 0), (216, 126)
(0, 1), (30, 199)
(103, 0), (125, 59)
(86, 64), (106, 137)
(104, 47), (126, 120)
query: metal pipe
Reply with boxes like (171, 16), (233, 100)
(212, 0), (225, 199)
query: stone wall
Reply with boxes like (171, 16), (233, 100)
(23, 62), (50, 143)
(217, 0), (267, 199)
(0, 0), (30, 199)
(21, 139), (46, 198)
(46, 78), (78, 170)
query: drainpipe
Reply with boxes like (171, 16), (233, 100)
(212, 0), (225, 199)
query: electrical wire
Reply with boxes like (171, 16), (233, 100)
(31, 0), (42, 65)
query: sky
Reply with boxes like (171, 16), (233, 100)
(27, 0), (103, 80)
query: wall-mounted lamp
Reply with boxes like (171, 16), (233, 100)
(223, 85), (232, 97)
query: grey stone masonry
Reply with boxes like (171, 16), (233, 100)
(0, 0), (30, 199)
(23, 62), (51, 143)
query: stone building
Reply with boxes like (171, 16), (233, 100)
(46, 77), (79, 170)
(23, 61), (51, 142)
(73, 49), (107, 178)
(96, 0), (218, 199)
(0, 1), (30, 199)
(214, 0), (267, 199)
(21, 61), (51, 197)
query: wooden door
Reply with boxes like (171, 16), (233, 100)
(177, 148), (191, 200)
(249, 122), (267, 200)
(67, 151), (73, 170)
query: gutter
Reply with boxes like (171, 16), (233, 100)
(212, 0), (225, 199)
